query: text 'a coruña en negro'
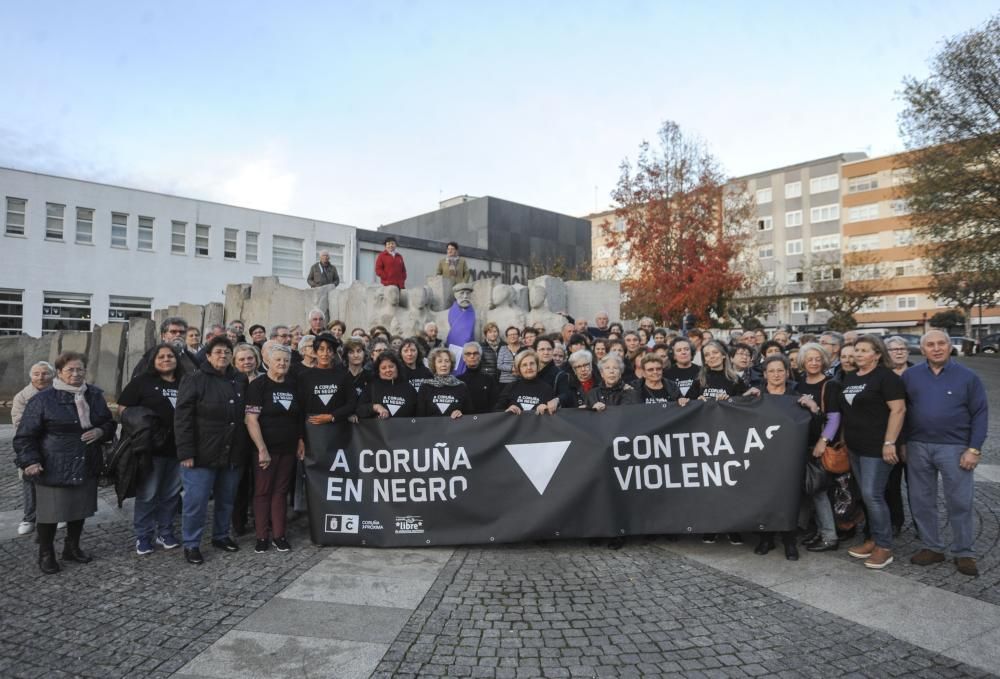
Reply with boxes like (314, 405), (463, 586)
(325, 444), (472, 503)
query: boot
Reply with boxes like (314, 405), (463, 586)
(62, 540), (92, 564)
(39, 549), (60, 574)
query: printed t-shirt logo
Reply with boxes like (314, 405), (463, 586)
(517, 395), (540, 411)
(675, 379), (694, 396)
(842, 383), (865, 406)
(160, 386), (178, 409)
(433, 394), (458, 414)
(272, 391), (295, 410)
(383, 394), (406, 416)
(314, 383), (338, 406)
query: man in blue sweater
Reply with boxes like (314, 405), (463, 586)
(901, 329), (988, 576)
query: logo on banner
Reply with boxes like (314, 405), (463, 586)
(395, 515), (424, 534)
(361, 519), (384, 531)
(505, 441), (571, 494)
(325, 514), (359, 534)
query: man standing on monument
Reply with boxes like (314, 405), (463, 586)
(435, 241), (471, 284)
(375, 237), (407, 289)
(307, 250), (340, 288)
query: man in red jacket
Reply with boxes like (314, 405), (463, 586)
(375, 237), (407, 289)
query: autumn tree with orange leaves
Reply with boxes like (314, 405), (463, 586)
(603, 121), (753, 325)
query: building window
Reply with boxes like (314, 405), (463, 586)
(42, 292), (92, 333)
(809, 174), (839, 194)
(6, 197), (26, 236)
(195, 224), (210, 256)
(756, 188), (772, 204)
(758, 244), (774, 259)
(786, 269), (804, 284)
(108, 295), (152, 323)
(848, 204), (879, 222)
(76, 208), (94, 244)
(810, 204), (840, 223)
(171, 221), (187, 254)
(785, 210), (803, 227)
(811, 234), (840, 252)
(316, 241), (346, 271)
(245, 231), (259, 262)
(894, 260), (921, 277)
(138, 216), (154, 251)
(848, 234), (880, 251)
(0, 288), (23, 335)
(791, 298), (809, 314)
(812, 266), (841, 282)
(849, 263), (881, 281)
(45, 203), (65, 240)
(891, 169), (913, 185)
(224, 228), (238, 260)
(897, 295), (918, 310)
(761, 270), (775, 285)
(785, 239), (803, 255)
(847, 174), (879, 193)
(757, 216), (773, 231)
(784, 181), (801, 199)
(891, 199), (911, 216)
(272, 235), (303, 277)
(894, 229), (914, 247)
(111, 212), (128, 248)
(860, 296), (886, 312)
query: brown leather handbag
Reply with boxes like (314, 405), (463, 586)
(819, 381), (851, 474)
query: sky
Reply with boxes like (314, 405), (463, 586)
(1, 1), (996, 229)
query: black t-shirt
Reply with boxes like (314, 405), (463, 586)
(119, 374), (179, 457)
(638, 381), (680, 404)
(401, 363), (433, 392)
(837, 366), (906, 457)
(356, 379), (418, 418)
(796, 377), (842, 446)
(245, 375), (303, 454)
(494, 379), (556, 413)
(701, 370), (743, 400)
(458, 368), (501, 414)
(417, 382), (472, 417)
(297, 366), (355, 420)
(348, 367), (369, 399)
(664, 364), (701, 399)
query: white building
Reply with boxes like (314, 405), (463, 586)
(1, 167), (357, 337)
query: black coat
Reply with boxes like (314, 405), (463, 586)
(458, 366), (501, 414)
(174, 362), (248, 468)
(108, 406), (163, 507)
(14, 385), (116, 487)
(584, 381), (640, 408)
(560, 371), (603, 408)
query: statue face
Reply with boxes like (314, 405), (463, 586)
(455, 289), (473, 308)
(491, 285), (512, 308)
(529, 286), (546, 309)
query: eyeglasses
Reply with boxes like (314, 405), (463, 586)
(889, 348), (908, 352)
(62, 368), (86, 374)
(463, 352), (480, 356)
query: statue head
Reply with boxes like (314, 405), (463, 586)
(454, 282), (474, 309)
(405, 286), (430, 310)
(529, 285), (546, 310)
(491, 284), (513, 309)
(375, 285), (401, 309)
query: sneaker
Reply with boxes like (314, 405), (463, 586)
(909, 549), (945, 566)
(254, 539), (270, 553)
(847, 539), (876, 559)
(727, 533), (743, 545)
(701, 533), (717, 544)
(954, 557), (979, 577)
(211, 537), (240, 552)
(135, 537), (155, 555)
(155, 534), (180, 550)
(864, 547), (894, 570)
(184, 547), (204, 565)
(17, 521), (34, 536)
(272, 537), (291, 552)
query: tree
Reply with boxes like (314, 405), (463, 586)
(604, 121), (754, 325)
(898, 13), (1000, 337)
(804, 253), (884, 332)
(929, 308), (966, 330)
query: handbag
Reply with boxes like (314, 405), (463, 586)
(818, 381), (851, 474)
(803, 458), (830, 495)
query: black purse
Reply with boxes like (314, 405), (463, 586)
(803, 457), (830, 496)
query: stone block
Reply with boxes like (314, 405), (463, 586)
(167, 305), (179, 319)
(565, 281), (620, 325)
(177, 303), (205, 334)
(0, 336), (29, 401)
(510, 283), (529, 311)
(152, 308), (167, 332)
(528, 276), (568, 315)
(203, 302), (225, 333)
(472, 277), (497, 318)
(425, 275), (454, 313)
(86, 326), (103, 385)
(224, 283), (251, 325)
(125, 318), (155, 388)
(241, 276), (329, 331)
(93, 322), (127, 397)
(59, 331), (91, 358)
(23, 334), (56, 373)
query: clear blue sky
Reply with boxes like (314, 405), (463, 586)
(1, 1), (995, 228)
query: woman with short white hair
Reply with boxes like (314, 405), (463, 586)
(11, 361), (55, 536)
(585, 354), (639, 411)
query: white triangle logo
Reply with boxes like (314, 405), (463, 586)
(387, 403), (401, 416)
(680, 385), (690, 396)
(318, 394), (333, 405)
(521, 401), (536, 411)
(436, 402), (450, 414)
(845, 393), (856, 405)
(505, 441), (571, 495)
(278, 399), (292, 410)
(168, 397), (177, 408)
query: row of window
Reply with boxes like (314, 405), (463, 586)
(4, 196), (346, 277)
(0, 290), (152, 336)
(755, 174), (840, 204)
(847, 259), (925, 281)
(847, 229), (914, 251)
(758, 234), (841, 259)
(786, 295), (920, 315)
(756, 204), (840, 231)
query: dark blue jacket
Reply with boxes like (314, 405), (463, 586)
(174, 362), (248, 468)
(13, 385), (116, 487)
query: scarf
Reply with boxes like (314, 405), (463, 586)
(53, 377), (92, 430)
(446, 255), (459, 276)
(428, 374), (463, 388)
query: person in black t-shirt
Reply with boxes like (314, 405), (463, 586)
(495, 350), (559, 415)
(838, 335), (906, 570)
(417, 348), (472, 418)
(119, 342), (185, 555)
(457, 341), (500, 414)
(664, 337), (701, 400)
(697, 340), (745, 401)
(356, 353), (419, 419)
(298, 335), (354, 424)
(341, 338), (370, 409)
(244, 344), (303, 554)
(636, 354), (683, 404)
(399, 338), (432, 392)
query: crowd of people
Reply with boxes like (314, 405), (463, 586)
(11, 308), (987, 577)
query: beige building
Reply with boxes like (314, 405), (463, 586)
(584, 208), (632, 281)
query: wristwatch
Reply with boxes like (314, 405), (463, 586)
(819, 437), (829, 444)
(883, 441), (896, 446)
(968, 448), (982, 456)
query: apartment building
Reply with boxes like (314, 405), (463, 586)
(584, 208), (631, 281)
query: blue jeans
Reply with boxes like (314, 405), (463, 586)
(180, 465), (242, 549)
(133, 456), (182, 540)
(907, 441), (975, 558)
(812, 490), (837, 542)
(850, 452), (894, 548)
(22, 477), (36, 523)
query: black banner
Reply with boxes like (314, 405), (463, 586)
(304, 397), (812, 547)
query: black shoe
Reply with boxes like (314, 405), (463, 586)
(254, 539), (270, 553)
(272, 537), (291, 552)
(702, 533), (717, 544)
(784, 543), (799, 561)
(754, 540), (774, 555)
(62, 543), (92, 563)
(184, 547), (204, 565)
(806, 539), (839, 552)
(211, 538), (240, 552)
(39, 551), (60, 574)
(802, 534), (823, 548)
(607, 537), (626, 550)
(799, 529), (818, 545)
(728, 533), (743, 545)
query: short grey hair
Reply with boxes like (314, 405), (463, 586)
(820, 331), (844, 349)
(160, 316), (188, 335)
(885, 335), (908, 350)
(299, 335), (316, 351)
(797, 342), (830, 371)
(598, 353), (625, 371)
(269, 343), (292, 358)
(920, 329), (949, 346)
(308, 308), (325, 322)
(319, 249), (330, 257)
(30, 361), (55, 375)
(270, 324), (289, 338)
(569, 349), (593, 368)
(463, 341), (482, 354)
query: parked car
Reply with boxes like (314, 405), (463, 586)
(949, 336), (978, 356)
(979, 333), (1000, 354)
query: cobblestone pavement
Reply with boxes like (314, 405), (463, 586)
(371, 542), (994, 679)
